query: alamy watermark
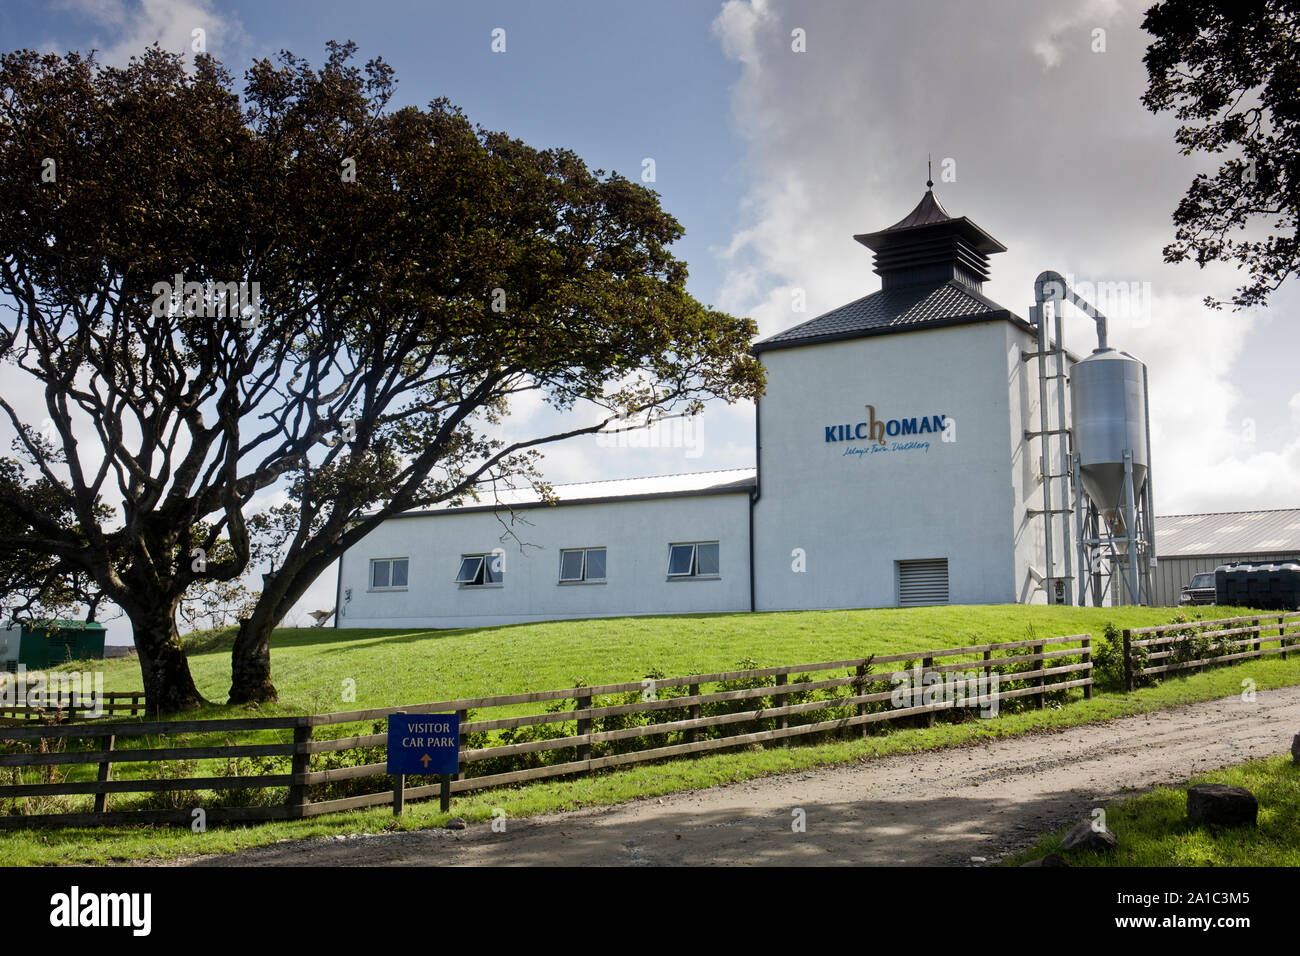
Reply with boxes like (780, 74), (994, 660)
(1, 666), (104, 718)
(595, 413), (704, 459)
(890, 665), (1000, 717)
(151, 273), (263, 327)
(1056, 272), (1153, 327)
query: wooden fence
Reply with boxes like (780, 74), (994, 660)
(0, 632), (1093, 829)
(0, 691), (146, 723)
(1122, 611), (1300, 690)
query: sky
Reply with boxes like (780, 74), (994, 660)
(2, 0), (1298, 644)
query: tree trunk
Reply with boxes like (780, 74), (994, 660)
(128, 601), (205, 716)
(229, 610), (278, 705)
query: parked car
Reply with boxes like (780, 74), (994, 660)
(1179, 572), (1217, 606)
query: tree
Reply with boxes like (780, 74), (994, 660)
(177, 537), (259, 633)
(1142, 0), (1300, 308)
(2, 461), (252, 634)
(0, 458), (117, 624)
(0, 43), (764, 713)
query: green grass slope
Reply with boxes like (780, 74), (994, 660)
(87, 604), (1249, 713)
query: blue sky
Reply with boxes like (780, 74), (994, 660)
(5, 0), (749, 307)
(4, 0), (1300, 642)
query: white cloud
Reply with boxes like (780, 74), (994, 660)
(54, 0), (244, 67)
(710, 0), (1300, 514)
(1032, 0), (1126, 68)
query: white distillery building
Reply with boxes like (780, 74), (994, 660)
(337, 185), (1074, 630)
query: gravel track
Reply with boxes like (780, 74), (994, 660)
(165, 686), (1300, 867)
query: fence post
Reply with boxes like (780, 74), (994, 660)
(456, 708), (468, 780)
(686, 683), (700, 747)
(982, 649), (994, 711)
(921, 657), (937, 726)
(1081, 636), (1092, 700)
(575, 691), (591, 763)
(94, 734), (115, 814)
(1033, 643), (1045, 709)
(774, 672), (788, 745)
(855, 663), (870, 736)
(286, 721), (312, 818)
(1281, 616), (1288, 660)
(1253, 618), (1261, 657)
(1122, 629), (1134, 692)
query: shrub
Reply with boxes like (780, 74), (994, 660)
(1091, 621), (1154, 692)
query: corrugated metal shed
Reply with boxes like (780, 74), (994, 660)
(1154, 509), (1300, 557)
(1152, 508), (1300, 605)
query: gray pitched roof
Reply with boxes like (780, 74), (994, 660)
(753, 279), (1022, 353)
(389, 468), (758, 519)
(1154, 508), (1300, 557)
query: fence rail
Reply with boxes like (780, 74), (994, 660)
(1121, 611), (1300, 689)
(0, 691), (145, 723)
(0, 634), (1096, 829)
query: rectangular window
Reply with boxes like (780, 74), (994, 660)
(559, 547), (606, 583)
(667, 544), (695, 577)
(667, 542), (720, 579)
(456, 553), (504, 587)
(455, 556), (483, 584)
(391, 559), (409, 588)
(371, 557), (409, 591)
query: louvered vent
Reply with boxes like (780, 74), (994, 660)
(897, 559), (949, 606)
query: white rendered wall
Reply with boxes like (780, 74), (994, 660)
(338, 492), (752, 629)
(752, 320), (1032, 610)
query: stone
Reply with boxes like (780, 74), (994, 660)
(1021, 852), (1069, 867)
(1187, 784), (1257, 827)
(445, 817), (467, 831)
(1059, 819), (1119, 853)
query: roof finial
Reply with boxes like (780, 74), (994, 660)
(926, 154), (934, 190)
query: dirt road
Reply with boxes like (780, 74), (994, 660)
(174, 687), (1300, 866)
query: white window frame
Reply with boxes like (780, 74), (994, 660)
(558, 547), (606, 584)
(667, 541), (720, 580)
(456, 552), (504, 588)
(370, 557), (409, 591)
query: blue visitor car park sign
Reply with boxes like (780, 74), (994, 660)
(387, 713), (460, 775)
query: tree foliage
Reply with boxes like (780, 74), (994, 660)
(1142, 0), (1300, 307)
(0, 43), (763, 712)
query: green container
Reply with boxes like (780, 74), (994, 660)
(16, 620), (107, 669)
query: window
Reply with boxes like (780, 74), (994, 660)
(455, 552), (504, 587)
(371, 557), (409, 590)
(559, 547), (606, 583)
(667, 542), (720, 579)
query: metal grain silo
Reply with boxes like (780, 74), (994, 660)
(1069, 348), (1149, 531)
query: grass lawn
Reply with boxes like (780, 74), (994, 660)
(1006, 754), (1300, 866)
(2, 603), (1296, 866)
(64, 604), (1260, 713)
